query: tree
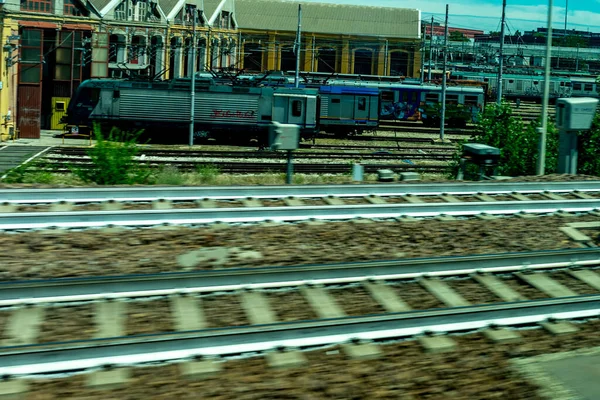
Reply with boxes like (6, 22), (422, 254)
(449, 31), (469, 42)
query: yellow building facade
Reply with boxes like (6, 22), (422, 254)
(0, 0), (421, 141)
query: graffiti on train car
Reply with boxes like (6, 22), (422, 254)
(211, 110), (257, 119)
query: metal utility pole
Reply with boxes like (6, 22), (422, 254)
(440, 4), (449, 142)
(497, 0), (506, 105)
(564, 0), (568, 37)
(188, 8), (197, 147)
(420, 23), (425, 82)
(536, 0), (553, 175)
(294, 4), (302, 88)
(428, 16), (434, 81)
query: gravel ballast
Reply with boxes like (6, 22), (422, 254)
(20, 319), (600, 399)
(0, 214), (597, 281)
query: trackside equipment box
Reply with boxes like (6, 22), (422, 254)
(269, 121), (300, 151)
(462, 143), (500, 165)
(556, 98), (599, 131)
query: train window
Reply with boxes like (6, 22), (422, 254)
(533, 81), (538, 85)
(585, 84), (594, 91)
(113, 90), (120, 99)
(464, 95), (478, 105)
(425, 93), (439, 102)
(331, 98), (341, 103)
(358, 97), (366, 111)
(292, 100), (302, 117)
(508, 80), (514, 84)
(559, 82), (564, 86)
(573, 83), (582, 91)
(446, 94), (459, 104)
(402, 92), (409, 102)
(381, 91), (394, 101)
(483, 78), (489, 82)
(411, 92), (417, 103)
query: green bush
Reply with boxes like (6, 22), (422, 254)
(154, 165), (185, 185)
(2, 160), (55, 184)
(196, 164), (220, 184)
(71, 123), (151, 185)
(577, 113), (600, 176)
(459, 101), (560, 177)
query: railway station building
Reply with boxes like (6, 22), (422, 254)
(0, 0), (421, 140)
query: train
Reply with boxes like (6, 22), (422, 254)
(63, 78), (320, 143)
(226, 72), (486, 131)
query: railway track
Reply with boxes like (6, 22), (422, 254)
(2, 248), (600, 376)
(47, 148), (455, 161)
(1, 181), (600, 229)
(36, 161), (451, 174)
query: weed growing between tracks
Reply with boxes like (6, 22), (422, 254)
(70, 123), (151, 185)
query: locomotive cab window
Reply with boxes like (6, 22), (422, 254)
(585, 84), (594, 91)
(464, 95), (479, 106)
(292, 100), (302, 117)
(573, 83), (582, 91)
(331, 98), (341, 103)
(113, 90), (121, 99)
(358, 97), (366, 111)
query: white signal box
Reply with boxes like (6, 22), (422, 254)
(556, 98), (598, 132)
(269, 121), (299, 151)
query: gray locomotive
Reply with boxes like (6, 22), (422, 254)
(64, 78), (320, 143)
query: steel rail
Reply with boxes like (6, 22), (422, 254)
(1, 198), (600, 230)
(2, 295), (600, 376)
(1, 181), (600, 203)
(1, 249), (598, 306)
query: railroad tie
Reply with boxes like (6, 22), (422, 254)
(170, 296), (207, 331)
(364, 195), (387, 205)
(300, 285), (382, 359)
(472, 274), (527, 302)
(400, 194), (423, 203)
(242, 198), (264, 207)
(510, 193), (530, 201)
(87, 302), (129, 388)
(541, 192), (566, 201)
(50, 201), (74, 212)
(2, 306), (44, 346)
(283, 197), (305, 207)
(362, 281), (411, 313)
(474, 193), (497, 202)
(152, 199), (173, 209)
(567, 270), (600, 291)
(439, 194), (462, 203)
(322, 196), (345, 206)
(514, 273), (580, 335)
(420, 277), (521, 344)
(238, 291), (308, 368)
(240, 291), (278, 325)
(0, 379), (29, 399)
(515, 273), (578, 298)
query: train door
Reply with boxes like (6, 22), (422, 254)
(50, 97), (70, 130)
(328, 96), (341, 120)
(287, 97), (306, 125)
(353, 95), (368, 121)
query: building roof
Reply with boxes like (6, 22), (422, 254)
(88, 0), (112, 12)
(233, 0), (420, 39)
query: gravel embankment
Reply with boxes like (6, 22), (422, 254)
(22, 319), (600, 399)
(0, 214), (596, 281)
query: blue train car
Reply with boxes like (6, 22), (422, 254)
(317, 85), (379, 135)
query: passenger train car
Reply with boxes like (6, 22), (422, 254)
(450, 71), (572, 101)
(64, 78), (321, 142)
(569, 77), (600, 98)
(326, 79), (486, 127)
